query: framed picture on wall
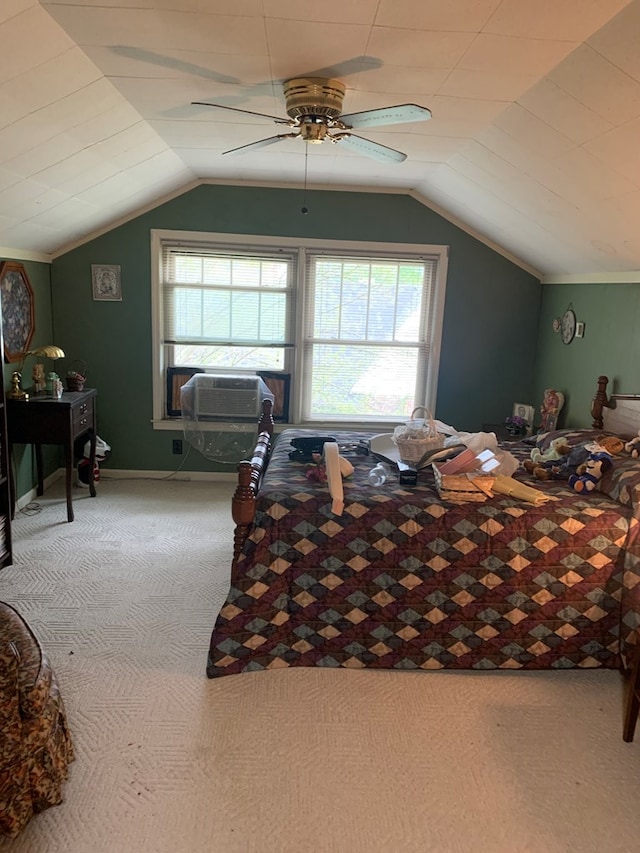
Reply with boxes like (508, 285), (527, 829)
(92, 264), (122, 301)
(0, 261), (35, 362)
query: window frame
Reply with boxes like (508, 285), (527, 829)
(151, 229), (448, 431)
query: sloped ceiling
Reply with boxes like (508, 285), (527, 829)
(2, 0), (640, 277)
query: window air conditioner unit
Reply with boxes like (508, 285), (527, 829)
(185, 374), (273, 421)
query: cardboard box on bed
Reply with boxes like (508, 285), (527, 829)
(436, 447), (477, 474)
(432, 463), (495, 502)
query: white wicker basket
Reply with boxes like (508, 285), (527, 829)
(392, 406), (444, 464)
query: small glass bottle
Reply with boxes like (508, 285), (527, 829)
(368, 462), (392, 486)
(46, 371), (59, 394)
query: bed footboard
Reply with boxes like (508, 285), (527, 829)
(231, 399), (274, 569)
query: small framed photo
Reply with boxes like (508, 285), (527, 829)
(576, 321), (585, 338)
(513, 402), (535, 435)
(92, 264), (122, 301)
(512, 403), (534, 424)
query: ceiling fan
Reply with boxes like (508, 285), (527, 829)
(192, 77), (432, 163)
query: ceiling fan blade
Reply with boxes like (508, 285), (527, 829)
(302, 56), (383, 80)
(223, 134), (299, 155)
(191, 101), (291, 124)
(334, 134), (407, 163)
(339, 104), (432, 129)
(112, 46), (239, 84)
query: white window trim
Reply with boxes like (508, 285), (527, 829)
(151, 229), (448, 431)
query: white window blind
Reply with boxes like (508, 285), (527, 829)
(162, 243), (296, 348)
(302, 252), (438, 421)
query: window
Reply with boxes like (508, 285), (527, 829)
(151, 231), (447, 427)
(301, 253), (438, 422)
(162, 242), (296, 372)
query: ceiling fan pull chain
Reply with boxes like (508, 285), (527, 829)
(301, 146), (309, 215)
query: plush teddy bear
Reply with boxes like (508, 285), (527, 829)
(595, 435), (625, 456)
(568, 451), (613, 493)
(625, 430), (640, 458)
(529, 437), (570, 466)
(523, 436), (571, 480)
(524, 444), (591, 481)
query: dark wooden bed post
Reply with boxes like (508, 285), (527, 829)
(257, 396), (275, 437)
(232, 462), (257, 571)
(591, 375), (611, 429)
(231, 399), (275, 570)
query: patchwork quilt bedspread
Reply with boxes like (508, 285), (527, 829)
(207, 429), (640, 677)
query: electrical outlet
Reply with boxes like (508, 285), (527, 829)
(172, 439), (183, 455)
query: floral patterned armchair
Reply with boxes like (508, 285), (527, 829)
(0, 601), (74, 837)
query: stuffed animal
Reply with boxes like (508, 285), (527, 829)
(529, 437), (570, 466)
(523, 437), (571, 479)
(524, 433), (624, 482)
(595, 435), (625, 456)
(568, 451), (613, 493)
(625, 430), (640, 458)
(523, 444), (591, 481)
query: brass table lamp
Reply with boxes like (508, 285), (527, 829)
(7, 345), (65, 401)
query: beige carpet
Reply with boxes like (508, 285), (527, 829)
(1, 475), (640, 853)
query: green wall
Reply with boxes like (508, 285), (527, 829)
(45, 185), (540, 473)
(534, 282), (640, 427)
(8, 189), (638, 493)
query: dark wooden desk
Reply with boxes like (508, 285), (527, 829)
(7, 389), (97, 522)
(482, 423), (527, 442)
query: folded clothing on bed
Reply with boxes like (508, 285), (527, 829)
(492, 475), (559, 505)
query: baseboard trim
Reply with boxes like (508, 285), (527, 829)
(97, 469), (238, 482)
(15, 469), (64, 511)
(14, 468), (237, 508)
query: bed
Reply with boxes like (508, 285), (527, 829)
(207, 376), (640, 678)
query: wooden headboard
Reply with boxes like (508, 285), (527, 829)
(592, 375), (640, 437)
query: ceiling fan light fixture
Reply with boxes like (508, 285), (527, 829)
(299, 120), (328, 143)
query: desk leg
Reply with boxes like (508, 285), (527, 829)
(35, 444), (44, 496)
(64, 436), (74, 523)
(88, 430), (96, 499)
(8, 443), (15, 520)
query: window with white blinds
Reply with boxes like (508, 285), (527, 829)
(301, 253), (438, 421)
(162, 243), (296, 371)
(153, 231), (447, 425)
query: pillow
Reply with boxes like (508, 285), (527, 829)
(533, 428), (629, 454)
(599, 456), (640, 515)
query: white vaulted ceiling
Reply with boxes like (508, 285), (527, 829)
(2, 0), (640, 277)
